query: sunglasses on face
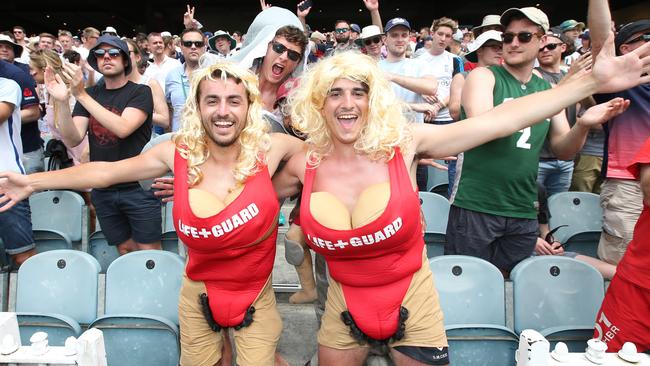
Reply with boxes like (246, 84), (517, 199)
(270, 41), (301, 62)
(363, 36), (382, 46)
(625, 33), (650, 45)
(539, 43), (563, 52)
(182, 40), (205, 48)
(335, 28), (350, 34)
(501, 31), (541, 44)
(93, 48), (122, 58)
(104, 32), (117, 36)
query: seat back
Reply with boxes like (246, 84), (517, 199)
(32, 229), (72, 252)
(418, 192), (450, 234)
(429, 255), (506, 326)
(446, 325), (519, 366)
(88, 231), (120, 273)
(29, 190), (85, 243)
(105, 250), (184, 324)
(426, 164), (449, 192)
(548, 192), (601, 243)
(16, 250), (101, 324)
(511, 256), (604, 334)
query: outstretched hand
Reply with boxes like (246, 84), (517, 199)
(0, 172), (34, 213)
(578, 97), (630, 127)
(591, 32), (650, 93)
(260, 0), (272, 10)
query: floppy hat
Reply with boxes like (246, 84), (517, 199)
(359, 25), (383, 40)
(472, 15), (504, 37)
(209, 30), (237, 51)
(465, 30), (502, 62)
(0, 34), (23, 57)
(87, 34), (132, 75)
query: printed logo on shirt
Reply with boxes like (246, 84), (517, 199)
(22, 87), (36, 102)
(307, 217), (403, 251)
(177, 203), (260, 239)
(90, 106), (121, 146)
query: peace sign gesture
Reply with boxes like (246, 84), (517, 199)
(183, 5), (196, 29)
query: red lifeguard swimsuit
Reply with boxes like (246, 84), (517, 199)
(299, 148), (424, 341)
(173, 150), (279, 327)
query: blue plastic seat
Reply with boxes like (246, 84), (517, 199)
(88, 231), (120, 273)
(16, 250), (101, 345)
(419, 192), (449, 258)
(548, 192), (601, 257)
(429, 255), (517, 365)
(426, 163), (449, 196)
(91, 250), (184, 366)
(32, 229), (72, 252)
(29, 190), (86, 245)
(511, 256), (604, 349)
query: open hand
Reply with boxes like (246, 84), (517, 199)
(151, 177), (175, 203)
(363, 0), (379, 12)
(578, 97), (630, 127)
(591, 32), (650, 93)
(0, 172), (34, 213)
(44, 66), (69, 102)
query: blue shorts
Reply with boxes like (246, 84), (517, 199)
(0, 200), (36, 255)
(91, 186), (162, 246)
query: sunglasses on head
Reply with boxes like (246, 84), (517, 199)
(103, 32), (117, 37)
(501, 31), (541, 44)
(182, 40), (205, 48)
(363, 36), (382, 46)
(539, 43), (562, 52)
(93, 48), (122, 58)
(625, 33), (650, 45)
(335, 28), (350, 34)
(270, 41), (301, 62)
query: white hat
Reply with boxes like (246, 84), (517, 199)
(465, 30), (502, 63)
(161, 31), (172, 38)
(472, 15), (503, 37)
(452, 29), (464, 43)
(359, 25), (383, 40)
(0, 34), (23, 57)
(501, 7), (550, 33)
(101, 26), (118, 36)
(310, 31), (326, 42)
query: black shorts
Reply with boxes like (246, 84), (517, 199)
(91, 186), (162, 246)
(394, 345), (449, 365)
(445, 206), (537, 272)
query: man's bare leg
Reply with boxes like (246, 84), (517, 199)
(319, 345), (369, 366)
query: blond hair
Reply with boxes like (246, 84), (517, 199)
(173, 62), (270, 187)
(431, 17), (459, 33)
(289, 51), (411, 166)
(29, 49), (68, 128)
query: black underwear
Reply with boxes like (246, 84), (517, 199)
(199, 293), (255, 331)
(340, 306), (409, 346)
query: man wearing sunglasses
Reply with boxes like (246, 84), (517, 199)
(328, 20), (358, 56)
(359, 25), (384, 60)
(166, 28), (207, 132)
(593, 19), (650, 266)
(446, 7), (631, 275)
(45, 34), (162, 256)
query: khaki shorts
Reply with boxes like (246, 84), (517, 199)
(178, 274), (282, 366)
(570, 154), (603, 194)
(597, 178), (643, 265)
(318, 251), (448, 349)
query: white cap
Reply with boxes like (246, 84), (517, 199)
(501, 7), (550, 33)
(359, 25), (383, 40)
(161, 31), (172, 38)
(101, 26), (118, 35)
(465, 30), (502, 62)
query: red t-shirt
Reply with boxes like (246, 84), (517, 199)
(617, 137), (650, 290)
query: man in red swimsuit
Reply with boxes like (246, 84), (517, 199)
(0, 62), (304, 366)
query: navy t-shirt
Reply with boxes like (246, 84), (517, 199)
(0, 60), (41, 152)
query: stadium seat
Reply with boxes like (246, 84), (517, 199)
(511, 256), (605, 351)
(15, 250), (101, 345)
(426, 163), (449, 197)
(419, 192), (450, 257)
(88, 231), (120, 273)
(29, 190), (86, 246)
(90, 250), (184, 366)
(32, 229), (72, 252)
(429, 255), (517, 366)
(548, 192), (601, 257)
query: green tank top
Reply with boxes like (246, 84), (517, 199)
(452, 65), (551, 219)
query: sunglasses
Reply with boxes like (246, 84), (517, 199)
(501, 31), (542, 44)
(93, 48), (122, 58)
(545, 225), (568, 247)
(624, 33), (650, 45)
(335, 28), (350, 34)
(270, 41), (301, 62)
(363, 36), (382, 46)
(539, 43), (563, 52)
(103, 32), (117, 37)
(182, 40), (205, 48)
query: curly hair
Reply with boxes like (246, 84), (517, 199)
(289, 51), (411, 166)
(173, 62), (270, 187)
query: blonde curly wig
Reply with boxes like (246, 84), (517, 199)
(173, 62), (270, 186)
(289, 51), (411, 166)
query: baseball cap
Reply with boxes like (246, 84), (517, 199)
(615, 20), (650, 52)
(452, 29), (464, 43)
(500, 7), (550, 33)
(385, 18), (411, 32)
(465, 30), (502, 63)
(101, 26), (118, 36)
(87, 34), (132, 75)
(0, 34), (23, 57)
(350, 24), (361, 34)
(579, 30), (590, 40)
(161, 31), (172, 38)
(559, 20), (585, 33)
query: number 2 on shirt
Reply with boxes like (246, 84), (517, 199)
(503, 98), (532, 150)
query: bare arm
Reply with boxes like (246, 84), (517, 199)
(0, 141), (175, 211)
(448, 73), (465, 121)
(149, 79), (170, 129)
(267, 133), (306, 175)
(271, 151), (304, 200)
(587, 0), (612, 56)
(387, 73), (437, 96)
(460, 67), (495, 118)
(363, 0), (383, 31)
(20, 105), (40, 124)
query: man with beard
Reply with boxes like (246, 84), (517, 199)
(166, 28), (207, 132)
(328, 20), (358, 55)
(41, 35), (162, 256)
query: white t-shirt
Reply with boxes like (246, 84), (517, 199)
(417, 50), (458, 121)
(144, 56), (182, 94)
(0, 78), (25, 173)
(378, 58), (434, 123)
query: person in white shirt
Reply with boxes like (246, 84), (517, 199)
(143, 32), (181, 95)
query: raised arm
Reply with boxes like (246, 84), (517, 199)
(587, 0), (612, 56)
(44, 66), (88, 147)
(0, 141), (175, 212)
(363, 0), (383, 32)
